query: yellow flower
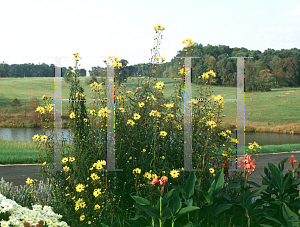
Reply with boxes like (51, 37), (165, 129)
(134, 113), (141, 120)
(41, 95), (45, 100)
(32, 134), (40, 141)
(170, 169), (180, 178)
(40, 135), (48, 142)
(94, 204), (101, 210)
(69, 157), (75, 162)
(152, 95), (157, 101)
(154, 23), (165, 31)
(209, 168), (215, 174)
(76, 183), (85, 192)
(62, 157), (69, 163)
(73, 53), (79, 59)
(143, 172), (152, 179)
(138, 102), (145, 107)
(222, 152), (228, 157)
(160, 57), (165, 62)
(160, 131), (167, 137)
(119, 107), (125, 113)
(42, 161), (46, 166)
(248, 145), (254, 150)
(151, 173), (158, 179)
(177, 125), (182, 130)
(141, 149), (146, 152)
(93, 188), (102, 197)
(83, 118), (88, 122)
(155, 57), (159, 61)
(90, 173), (100, 181)
(70, 112), (75, 119)
(161, 156), (165, 159)
(133, 168), (141, 174)
(127, 119), (135, 126)
(80, 214), (85, 221)
(26, 177), (34, 184)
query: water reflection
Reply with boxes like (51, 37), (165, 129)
(0, 127), (300, 146)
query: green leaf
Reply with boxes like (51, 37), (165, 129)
(176, 206), (200, 219)
(268, 162), (283, 189)
(208, 168), (224, 197)
(184, 198), (193, 206)
(227, 182), (240, 189)
(282, 203), (299, 222)
(130, 195), (151, 206)
(182, 171), (196, 201)
(162, 206), (172, 222)
(211, 204), (232, 217)
(291, 175), (300, 186)
(278, 157), (288, 172)
(167, 195), (181, 216)
(262, 215), (284, 225)
(134, 203), (160, 218)
(155, 189), (174, 210)
(247, 180), (261, 188)
(129, 215), (149, 221)
(199, 190), (213, 205)
(245, 185), (268, 202)
(264, 166), (269, 177)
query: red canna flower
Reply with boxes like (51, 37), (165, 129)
(150, 176), (160, 186)
(151, 176), (168, 196)
(289, 155), (299, 178)
(238, 153), (255, 174)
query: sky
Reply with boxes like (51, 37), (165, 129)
(0, 0), (299, 77)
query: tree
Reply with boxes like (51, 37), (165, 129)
(268, 56), (282, 88)
(281, 57), (298, 87)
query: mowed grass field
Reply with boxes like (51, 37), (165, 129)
(0, 76), (300, 134)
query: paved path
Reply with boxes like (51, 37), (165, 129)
(1, 152), (300, 190)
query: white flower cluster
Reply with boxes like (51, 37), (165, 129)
(0, 193), (69, 227)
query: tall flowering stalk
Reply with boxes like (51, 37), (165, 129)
(238, 153), (256, 188)
(289, 155), (299, 179)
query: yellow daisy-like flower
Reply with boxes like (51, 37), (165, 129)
(41, 95), (45, 100)
(154, 81), (165, 90)
(207, 70), (216, 78)
(45, 104), (54, 112)
(201, 72), (210, 79)
(26, 177), (34, 184)
(143, 172), (152, 179)
(62, 157), (69, 163)
(80, 214), (85, 221)
(119, 107), (125, 113)
(89, 109), (96, 116)
(209, 168), (215, 174)
(161, 156), (165, 159)
(90, 173), (100, 181)
(176, 125), (182, 130)
(178, 68), (184, 75)
(40, 135), (48, 142)
(93, 188), (102, 197)
(160, 57), (165, 62)
(126, 91), (133, 94)
(76, 183), (85, 192)
(32, 134), (40, 141)
(226, 130), (232, 134)
(154, 23), (165, 31)
(133, 168), (141, 174)
(170, 169), (180, 178)
(152, 173), (158, 179)
(151, 95), (157, 101)
(83, 118), (88, 122)
(69, 157), (75, 162)
(206, 120), (217, 129)
(222, 152), (228, 157)
(63, 166), (70, 171)
(160, 131), (167, 137)
(94, 204), (101, 210)
(42, 161), (46, 166)
(141, 149), (146, 152)
(164, 103), (175, 108)
(134, 113), (141, 120)
(70, 112), (75, 119)
(138, 102), (145, 107)
(248, 145), (254, 150)
(73, 53), (79, 59)
(127, 119), (135, 126)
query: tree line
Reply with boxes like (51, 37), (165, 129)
(1, 43), (299, 92)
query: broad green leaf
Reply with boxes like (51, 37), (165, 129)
(199, 190), (213, 205)
(278, 157), (288, 172)
(227, 182), (240, 189)
(282, 203), (299, 222)
(208, 169), (224, 197)
(262, 215), (284, 225)
(176, 206), (200, 219)
(167, 195), (181, 216)
(245, 185), (268, 202)
(134, 203), (160, 218)
(130, 195), (151, 206)
(184, 198), (193, 206)
(129, 215), (149, 221)
(182, 171), (196, 201)
(291, 175), (300, 186)
(211, 204), (232, 217)
(268, 162), (283, 189)
(264, 166), (269, 177)
(162, 206), (172, 222)
(247, 180), (261, 188)
(155, 189), (174, 210)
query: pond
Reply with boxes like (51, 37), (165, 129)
(0, 127), (300, 146)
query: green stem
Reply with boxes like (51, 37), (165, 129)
(160, 195), (162, 227)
